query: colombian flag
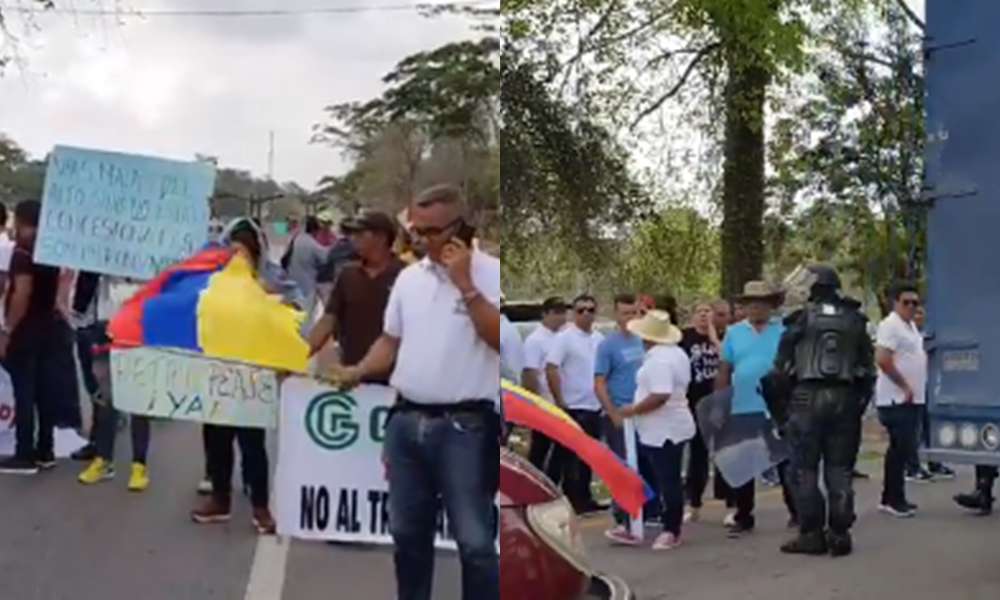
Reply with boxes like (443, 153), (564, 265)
(108, 248), (309, 373)
(502, 379), (653, 517)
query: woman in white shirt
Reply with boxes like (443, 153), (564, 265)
(616, 310), (695, 551)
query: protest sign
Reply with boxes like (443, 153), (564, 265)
(276, 378), (485, 549)
(35, 146), (215, 280)
(110, 348), (279, 429)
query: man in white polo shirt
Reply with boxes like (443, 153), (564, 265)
(340, 184), (500, 600)
(546, 294), (605, 514)
(875, 282), (926, 519)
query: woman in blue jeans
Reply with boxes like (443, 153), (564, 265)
(617, 310), (695, 550)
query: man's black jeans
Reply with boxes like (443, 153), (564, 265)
(559, 409), (602, 512)
(6, 316), (79, 459)
(878, 404), (920, 507)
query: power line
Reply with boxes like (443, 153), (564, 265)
(5, 1), (496, 18)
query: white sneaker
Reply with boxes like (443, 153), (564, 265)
(604, 525), (642, 546)
(651, 532), (682, 551)
(684, 508), (701, 524)
(723, 512), (737, 527)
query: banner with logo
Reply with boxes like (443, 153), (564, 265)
(275, 378), (463, 548)
(110, 348), (280, 429)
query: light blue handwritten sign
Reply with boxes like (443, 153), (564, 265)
(110, 348), (279, 429)
(35, 146), (216, 279)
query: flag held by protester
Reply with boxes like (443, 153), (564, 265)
(108, 248), (309, 373)
(501, 379), (653, 517)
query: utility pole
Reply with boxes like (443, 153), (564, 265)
(267, 130), (275, 181)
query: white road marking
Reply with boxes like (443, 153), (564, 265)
(244, 535), (291, 600)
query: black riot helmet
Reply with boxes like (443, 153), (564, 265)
(807, 264), (842, 300)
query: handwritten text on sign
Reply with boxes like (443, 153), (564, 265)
(110, 348), (279, 429)
(36, 146), (216, 279)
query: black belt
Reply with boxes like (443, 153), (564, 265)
(396, 397), (494, 418)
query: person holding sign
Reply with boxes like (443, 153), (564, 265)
(336, 184), (501, 600)
(0, 201), (80, 475)
(191, 218), (283, 535)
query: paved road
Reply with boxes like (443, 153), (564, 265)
(0, 421), (460, 600)
(584, 460), (1000, 600)
(4, 417), (1000, 600)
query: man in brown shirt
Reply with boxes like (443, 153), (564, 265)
(308, 210), (404, 382)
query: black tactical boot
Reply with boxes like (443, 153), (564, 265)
(827, 531), (853, 558)
(954, 489), (993, 516)
(780, 530), (828, 556)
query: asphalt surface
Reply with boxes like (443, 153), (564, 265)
(0, 420), (460, 600)
(583, 460), (1000, 600)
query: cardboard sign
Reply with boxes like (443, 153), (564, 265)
(35, 146), (215, 279)
(110, 348), (279, 429)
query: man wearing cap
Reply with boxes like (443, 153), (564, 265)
(309, 210), (403, 382)
(337, 184), (500, 600)
(715, 281), (798, 538)
(524, 297), (569, 481)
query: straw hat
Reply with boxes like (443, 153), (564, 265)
(627, 310), (683, 346)
(738, 280), (784, 304)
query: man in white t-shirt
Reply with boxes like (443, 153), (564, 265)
(875, 283), (927, 519)
(546, 294), (605, 514)
(338, 184), (500, 600)
(523, 297), (568, 479)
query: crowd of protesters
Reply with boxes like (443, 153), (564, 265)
(0, 183), (500, 600)
(503, 276), (982, 553)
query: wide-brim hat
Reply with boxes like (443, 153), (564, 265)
(627, 310), (683, 346)
(737, 280), (784, 304)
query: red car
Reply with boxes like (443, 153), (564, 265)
(500, 448), (635, 600)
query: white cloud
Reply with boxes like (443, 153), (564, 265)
(0, 0), (482, 188)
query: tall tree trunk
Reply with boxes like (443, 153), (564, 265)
(720, 56), (770, 299)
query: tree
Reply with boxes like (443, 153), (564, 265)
(0, 134), (45, 204)
(768, 3), (925, 308)
(315, 31), (500, 226)
(503, 0), (878, 297)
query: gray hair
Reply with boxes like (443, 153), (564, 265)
(413, 183), (468, 215)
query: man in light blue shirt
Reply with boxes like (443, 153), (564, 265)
(595, 294), (648, 533)
(716, 281), (797, 537)
(500, 313), (525, 384)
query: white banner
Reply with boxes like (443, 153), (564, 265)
(275, 378), (462, 547)
(110, 348), (280, 429)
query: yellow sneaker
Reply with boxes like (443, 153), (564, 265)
(79, 458), (115, 485)
(128, 463), (150, 493)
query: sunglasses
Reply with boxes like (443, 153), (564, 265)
(411, 217), (462, 238)
(576, 306), (597, 315)
(901, 299), (921, 307)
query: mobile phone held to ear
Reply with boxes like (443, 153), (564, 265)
(456, 221), (477, 246)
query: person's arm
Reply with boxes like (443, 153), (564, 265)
(876, 347), (913, 402)
(308, 314), (337, 357)
(595, 376), (623, 426)
(875, 320), (914, 403)
(443, 240), (499, 351)
(545, 364), (566, 409)
(620, 393), (671, 417)
(715, 333), (735, 391)
(351, 334), (401, 382)
(1, 273), (32, 358)
(522, 369), (541, 394)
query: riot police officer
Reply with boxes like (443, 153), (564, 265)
(765, 264), (875, 557)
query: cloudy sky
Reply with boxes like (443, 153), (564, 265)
(0, 0), (483, 188)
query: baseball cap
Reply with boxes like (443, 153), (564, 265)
(350, 210), (398, 243)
